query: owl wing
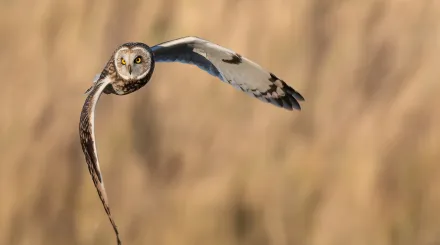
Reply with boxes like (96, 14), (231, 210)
(79, 77), (122, 245)
(151, 36), (305, 110)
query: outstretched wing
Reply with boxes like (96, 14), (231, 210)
(79, 77), (122, 245)
(151, 36), (305, 110)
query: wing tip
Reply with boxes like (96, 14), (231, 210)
(285, 86), (305, 102)
(286, 89), (304, 111)
(280, 82), (304, 111)
(264, 95), (301, 111)
(283, 96), (302, 111)
(255, 86), (304, 112)
(268, 72), (305, 111)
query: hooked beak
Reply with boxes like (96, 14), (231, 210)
(128, 64), (132, 75)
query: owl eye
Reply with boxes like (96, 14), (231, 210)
(134, 57), (142, 64)
(121, 58), (126, 65)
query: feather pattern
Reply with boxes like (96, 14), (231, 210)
(79, 77), (121, 245)
(151, 36), (304, 110)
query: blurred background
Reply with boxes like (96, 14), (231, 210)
(1, 0), (440, 245)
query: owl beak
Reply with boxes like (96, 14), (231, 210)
(128, 65), (132, 75)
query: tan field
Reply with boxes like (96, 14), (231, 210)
(1, 0), (440, 244)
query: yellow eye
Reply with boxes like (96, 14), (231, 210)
(135, 57), (142, 64)
(121, 58), (126, 65)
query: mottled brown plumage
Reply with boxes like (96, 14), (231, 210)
(79, 80), (122, 245)
(80, 42), (155, 245)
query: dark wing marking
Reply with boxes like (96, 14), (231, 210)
(79, 77), (122, 245)
(222, 53), (242, 64)
(151, 36), (305, 110)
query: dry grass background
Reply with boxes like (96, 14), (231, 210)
(1, 0), (440, 244)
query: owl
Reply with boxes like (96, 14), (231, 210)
(79, 36), (305, 245)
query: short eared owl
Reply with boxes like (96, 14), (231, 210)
(79, 36), (305, 245)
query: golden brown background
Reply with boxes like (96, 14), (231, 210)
(1, 0), (440, 244)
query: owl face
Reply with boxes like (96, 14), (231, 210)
(114, 46), (153, 81)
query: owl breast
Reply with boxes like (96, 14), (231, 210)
(111, 77), (150, 95)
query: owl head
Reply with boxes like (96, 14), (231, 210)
(113, 43), (154, 81)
